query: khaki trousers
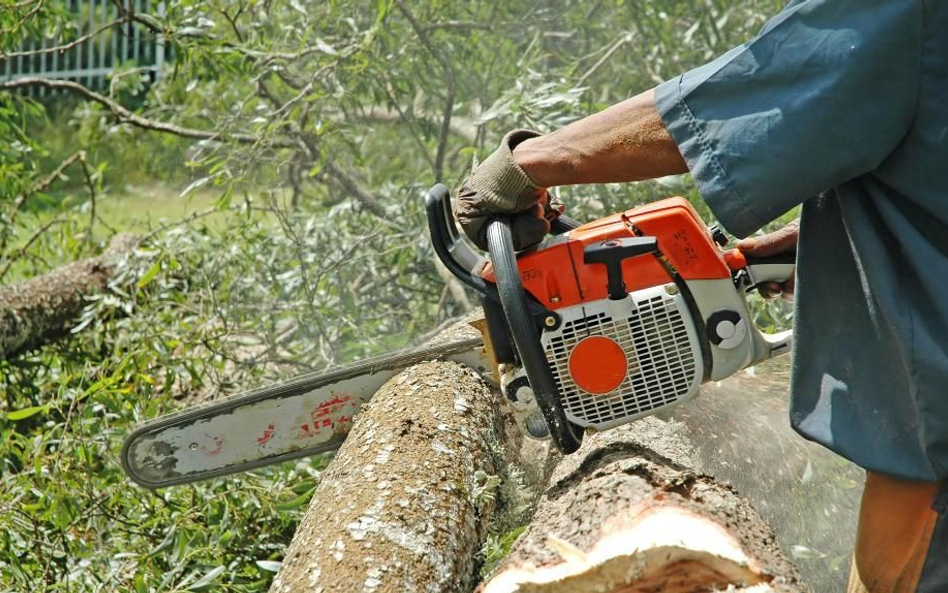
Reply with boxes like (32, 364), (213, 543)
(846, 472), (946, 593)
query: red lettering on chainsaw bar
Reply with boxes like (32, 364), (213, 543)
(297, 393), (355, 438)
(203, 435), (224, 457)
(257, 422), (276, 445)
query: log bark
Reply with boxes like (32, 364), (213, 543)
(480, 417), (805, 593)
(0, 232), (139, 359)
(270, 355), (519, 593)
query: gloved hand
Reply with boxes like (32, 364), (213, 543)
(454, 129), (564, 251)
(737, 220), (798, 298)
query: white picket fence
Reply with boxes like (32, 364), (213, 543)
(1, 0), (167, 94)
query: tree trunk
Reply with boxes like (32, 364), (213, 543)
(0, 233), (139, 359)
(270, 357), (520, 593)
(480, 417), (805, 593)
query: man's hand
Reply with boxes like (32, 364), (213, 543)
(454, 89), (689, 251)
(736, 220), (799, 298)
(454, 129), (564, 251)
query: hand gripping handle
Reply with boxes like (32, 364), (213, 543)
(743, 252), (796, 290)
(424, 184), (579, 297)
(740, 251), (796, 365)
(425, 184), (493, 296)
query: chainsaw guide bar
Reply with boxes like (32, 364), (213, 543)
(121, 336), (489, 488)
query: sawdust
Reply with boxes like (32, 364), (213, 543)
(668, 357), (863, 593)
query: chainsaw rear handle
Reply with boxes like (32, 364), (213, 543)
(743, 252), (796, 290)
(740, 252), (795, 364)
(485, 215), (583, 454)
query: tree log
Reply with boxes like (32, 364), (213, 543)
(481, 417), (805, 593)
(0, 233), (139, 359)
(270, 357), (518, 593)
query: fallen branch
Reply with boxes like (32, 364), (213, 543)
(0, 233), (139, 360)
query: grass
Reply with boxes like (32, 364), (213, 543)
(93, 184), (223, 231)
(55, 181), (292, 237)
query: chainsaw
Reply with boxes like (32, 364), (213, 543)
(122, 184), (794, 488)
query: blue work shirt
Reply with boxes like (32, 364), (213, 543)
(656, 0), (948, 480)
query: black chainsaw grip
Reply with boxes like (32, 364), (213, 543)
(425, 184), (494, 297)
(486, 216), (583, 454)
(551, 214), (582, 234)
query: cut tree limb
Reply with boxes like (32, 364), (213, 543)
(270, 356), (519, 593)
(0, 233), (139, 360)
(480, 417), (805, 593)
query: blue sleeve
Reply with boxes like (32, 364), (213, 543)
(655, 0), (922, 237)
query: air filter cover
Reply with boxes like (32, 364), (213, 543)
(540, 284), (703, 429)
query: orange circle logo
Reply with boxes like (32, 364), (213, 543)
(567, 336), (628, 395)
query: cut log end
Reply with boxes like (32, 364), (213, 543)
(481, 418), (804, 593)
(483, 506), (773, 593)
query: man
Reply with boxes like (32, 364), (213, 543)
(454, 1), (948, 591)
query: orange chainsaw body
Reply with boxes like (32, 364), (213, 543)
(480, 197), (734, 310)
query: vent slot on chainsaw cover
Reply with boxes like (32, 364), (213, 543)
(542, 287), (701, 429)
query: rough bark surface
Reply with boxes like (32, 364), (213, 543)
(270, 359), (514, 593)
(0, 232), (139, 359)
(481, 417), (805, 593)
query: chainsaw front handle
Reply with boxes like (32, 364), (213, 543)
(425, 184), (493, 296)
(485, 215), (583, 454)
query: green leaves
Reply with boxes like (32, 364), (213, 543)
(274, 485), (317, 512)
(138, 257), (163, 289)
(4, 404), (50, 421)
(255, 560), (282, 573)
(188, 566), (226, 590)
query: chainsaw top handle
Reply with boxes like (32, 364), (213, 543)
(424, 184), (580, 297)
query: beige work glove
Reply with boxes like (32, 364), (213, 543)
(454, 129), (564, 251)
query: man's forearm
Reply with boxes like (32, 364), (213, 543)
(512, 88), (688, 187)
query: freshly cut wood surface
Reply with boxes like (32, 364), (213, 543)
(0, 232), (139, 360)
(481, 417), (805, 593)
(270, 358), (513, 593)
